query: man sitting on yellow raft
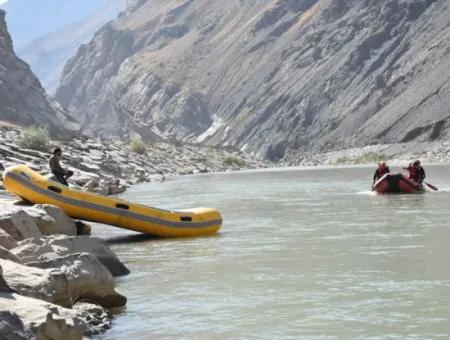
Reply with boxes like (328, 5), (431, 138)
(3, 164), (222, 238)
(49, 147), (74, 186)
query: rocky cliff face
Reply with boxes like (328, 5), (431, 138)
(0, 10), (79, 134)
(55, 0), (450, 160)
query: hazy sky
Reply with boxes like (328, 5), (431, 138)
(0, 0), (8, 5)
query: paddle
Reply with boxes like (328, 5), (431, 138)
(424, 182), (438, 191)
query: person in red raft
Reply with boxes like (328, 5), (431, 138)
(404, 160), (426, 185)
(372, 161), (390, 187)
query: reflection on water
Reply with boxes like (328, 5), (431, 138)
(94, 165), (450, 339)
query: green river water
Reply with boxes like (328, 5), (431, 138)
(94, 165), (450, 339)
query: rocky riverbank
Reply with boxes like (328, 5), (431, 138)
(0, 196), (128, 339)
(282, 141), (450, 167)
(0, 125), (269, 338)
(0, 124), (270, 195)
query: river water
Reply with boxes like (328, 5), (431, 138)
(94, 165), (450, 339)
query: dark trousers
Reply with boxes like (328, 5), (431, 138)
(52, 171), (73, 186)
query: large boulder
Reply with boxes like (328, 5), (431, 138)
(12, 235), (129, 277)
(29, 205), (77, 236)
(0, 205), (76, 241)
(0, 209), (41, 240)
(0, 228), (18, 249)
(0, 259), (72, 307)
(0, 293), (113, 339)
(28, 253), (127, 308)
(0, 292), (85, 340)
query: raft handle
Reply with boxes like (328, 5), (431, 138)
(116, 203), (130, 210)
(180, 216), (192, 222)
(20, 172), (31, 180)
(48, 186), (62, 193)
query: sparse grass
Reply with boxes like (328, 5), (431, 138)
(158, 41), (169, 50)
(223, 156), (246, 167)
(334, 152), (389, 165)
(130, 138), (146, 154)
(18, 127), (51, 152)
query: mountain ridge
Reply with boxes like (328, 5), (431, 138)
(0, 10), (79, 134)
(55, 0), (450, 160)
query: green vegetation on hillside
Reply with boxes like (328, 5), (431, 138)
(224, 156), (246, 167)
(334, 152), (389, 165)
(18, 127), (51, 152)
(130, 138), (147, 154)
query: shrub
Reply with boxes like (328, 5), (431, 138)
(334, 152), (389, 165)
(18, 127), (51, 152)
(223, 156), (246, 167)
(130, 138), (146, 154)
(357, 152), (388, 164)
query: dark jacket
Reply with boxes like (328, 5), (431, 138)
(373, 166), (390, 183)
(410, 166), (426, 184)
(49, 155), (66, 175)
(49, 155), (73, 186)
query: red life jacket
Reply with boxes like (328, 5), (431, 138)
(406, 165), (415, 179)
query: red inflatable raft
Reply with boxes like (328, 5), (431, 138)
(373, 173), (423, 194)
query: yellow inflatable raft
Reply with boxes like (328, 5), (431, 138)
(3, 165), (222, 237)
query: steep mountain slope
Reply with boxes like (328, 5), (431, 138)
(55, 0), (450, 160)
(16, 0), (124, 93)
(0, 10), (79, 134)
(0, 0), (110, 48)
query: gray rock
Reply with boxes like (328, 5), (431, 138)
(27, 253), (127, 308)
(78, 162), (101, 172)
(82, 179), (99, 192)
(0, 259), (72, 307)
(0, 205), (76, 241)
(12, 235), (130, 277)
(71, 302), (112, 336)
(70, 170), (100, 186)
(0, 246), (20, 262)
(32, 205), (77, 236)
(0, 292), (85, 340)
(0, 209), (42, 241)
(0, 228), (18, 249)
(0, 264), (14, 292)
(0, 311), (33, 340)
